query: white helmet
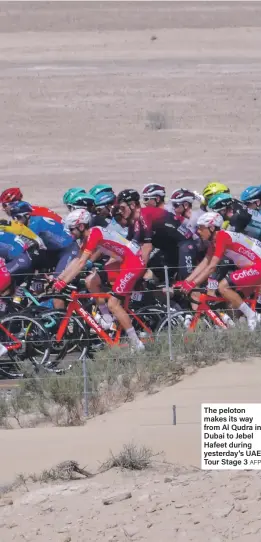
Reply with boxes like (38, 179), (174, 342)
(170, 189), (196, 205)
(197, 211), (223, 229)
(65, 209), (91, 231)
(142, 183), (166, 198)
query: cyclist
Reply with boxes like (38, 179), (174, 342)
(208, 191), (261, 241)
(241, 185), (261, 210)
(200, 181), (230, 211)
(9, 202), (79, 277)
(64, 191), (95, 214)
(169, 188), (204, 234)
(176, 211), (261, 330)
(0, 187), (63, 223)
(91, 190), (116, 227)
(116, 189), (199, 282)
(142, 183), (166, 209)
(63, 187), (85, 210)
(53, 209), (146, 351)
(110, 204), (129, 238)
(0, 215), (45, 262)
(89, 184), (113, 199)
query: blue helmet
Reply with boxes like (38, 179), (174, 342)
(240, 186), (261, 203)
(10, 201), (33, 218)
(94, 191), (116, 208)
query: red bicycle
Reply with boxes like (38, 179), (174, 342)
(156, 286), (260, 334)
(55, 287), (163, 359)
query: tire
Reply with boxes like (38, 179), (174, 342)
(156, 309), (212, 337)
(0, 314), (51, 378)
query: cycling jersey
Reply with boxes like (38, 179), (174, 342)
(82, 226), (145, 296)
(130, 207), (192, 248)
(0, 220), (45, 250)
(28, 216), (72, 251)
(83, 226), (141, 260)
(0, 231), (28, 261)
(108, 218), (128, 238)
(211, 230), (261, 267)
(209, 230), (261, 293)
(31, 205), (62, 224)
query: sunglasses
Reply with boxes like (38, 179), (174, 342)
(172, 202), (184, 208)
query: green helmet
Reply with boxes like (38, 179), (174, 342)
(89, 184), (113, 198)
(69, 191), (95, 208)
(63, 187), (85, 206)
(208, 192), (233, 211)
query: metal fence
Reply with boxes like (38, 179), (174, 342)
(0, 262), (260, 419)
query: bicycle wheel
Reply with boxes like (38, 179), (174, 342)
(156, 309), (212, 337)
(0, 314), (51, 378)
(133, 305), (166, 335)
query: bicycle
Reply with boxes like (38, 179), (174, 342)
(55, 287), (162, 358)
(0, 313), (50, 378)
(156, 286), (261, 335)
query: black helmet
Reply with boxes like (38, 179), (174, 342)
(117, 189), (140, 204)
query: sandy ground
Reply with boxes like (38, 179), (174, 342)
(1, 1), (261, 540)
(1, 2), (261, 213)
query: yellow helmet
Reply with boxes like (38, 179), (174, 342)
(202, 182), (230, 203)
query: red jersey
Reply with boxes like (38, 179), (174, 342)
(210, 230), (261, 267)
(31, 205), (62, 224)
(82, 226), (141, 261)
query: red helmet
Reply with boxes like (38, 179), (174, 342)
(0, 187), (23, 204)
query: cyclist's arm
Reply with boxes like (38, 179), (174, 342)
(185, 254), (211, 282)
(58, 250), (91, 284)
(58, 227), (101, 284)
(141, 242), (153, 265)
(190, 255), (221, 287)
(187, 231), (227, 286)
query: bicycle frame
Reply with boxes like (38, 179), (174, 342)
(0, 322), (23, 351)
(56, 291), (154, 346)
(188, 287), (260, 331)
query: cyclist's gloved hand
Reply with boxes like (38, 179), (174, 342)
(181, 280), (196, 294)
(85, 260), (94, 271)
(0, 219), (11, 226)
(173, 281), (184, 290)
(53, 279), (67, 293)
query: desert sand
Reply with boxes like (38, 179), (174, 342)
(1, 1), (261, 540)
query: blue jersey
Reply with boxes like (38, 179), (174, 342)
(29, 216), (72, 250)
(0, 231), (27, 261)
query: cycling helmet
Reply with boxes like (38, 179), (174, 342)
(117, 189), (140, 204)
(94, 190), (116, 207)
(68, 191), (95, 209)
(142, 183), (165, 199)
(197, 211), (223, 229)
(0, 187), (23, 204)
(63, 187), (85, 206)
(240, 185), (261, 203)
(208, 193), (233, 211)
(10, 201), (33, 218)
(202, 182), (230, 203)
(170, 189), (196, 205)
(64, 209), (91, 231)
(89, 184), (113, 198)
